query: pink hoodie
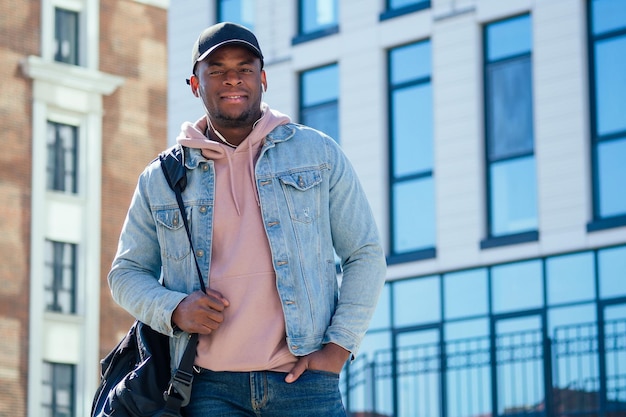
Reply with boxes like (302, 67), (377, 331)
(176, 104), (296, 371)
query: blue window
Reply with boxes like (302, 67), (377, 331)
(393, 275), (440, 327)
(598, 245), (626, 299)
(294, 0), (338, 43)
(482, 15), (538, 248)
(54, 7), (79, 65)
(44, 240), (77, 314)
(47, 121), (78, 194)
(587, 0), (626, 230)
(388, 41), (435, 261)
(380, 0), (430, 21)
(217, 0), (254, 29)
(546, 252), (595, 305)
(300, 64), (339, 142)
(491, 259), (543, 314)
(42, 362), (75, 417)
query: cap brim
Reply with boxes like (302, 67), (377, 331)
(196, 39), (262, 64)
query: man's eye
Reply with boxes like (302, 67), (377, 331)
(209, 71), (224, 76)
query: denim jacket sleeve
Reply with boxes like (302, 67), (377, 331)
(107, 162), (189, 336)
(321, 138), (387, 357)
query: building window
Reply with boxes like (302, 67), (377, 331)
(587, 0), (626, 231)
(294, 0), (338, 44)
(380, 0), (430, 21)
(300, 64), (339, 142)
(343, 244), (626, 417)
(42, 362), (75, 417)
(54, 7), (79, 65)
(482, 15), (538, 248)
(388, 41), (435, 262)
(217, 0), (254, 29)
(44, 240), (77, 314)
(47, 121), (78, 194)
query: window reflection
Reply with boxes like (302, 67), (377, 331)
(597, 139), (626, 217)
(300, 0), (337, 34)
(445, 322), (491, 417)
(591, 0), (626, 35)
(490, 156), (538, 235)
(392, 85), (433, 176)
(598, 246), (626, 299)
(389, 40), (434, 257)
(444, 269), (488, 320)
(491, 260), (542, 314)
(594, 37), (626, 136)
(603, 305), (626, 404)
(300, 64), (339, 142)
(546, 252), (595, 305)
(343, 245), (626, 417)
(484, 15), (537, 239)
(487, 57), (534, 160)
(495, 316), (544, 415)
(393, 275), (440, 327)
(486, 14), (532, 61)
(590, 0), (626, 223)
(392, 178), (435, 253)
(397, 330), (440, 417)
(217, 0), (255, 29)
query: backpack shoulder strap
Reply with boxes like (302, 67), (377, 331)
(158, 144), (187, 192)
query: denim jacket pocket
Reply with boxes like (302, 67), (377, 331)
(278, 169), (322, 224)
(155, 207), (192, 261)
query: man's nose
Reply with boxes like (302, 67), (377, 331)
(223, 69), (242, 85)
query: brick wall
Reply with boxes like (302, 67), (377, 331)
(0, 0), (40, 415)
(99, 0), (168, 357)
(0, 0), (167, 415)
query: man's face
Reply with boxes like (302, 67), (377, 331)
(192, 45), (266, 130)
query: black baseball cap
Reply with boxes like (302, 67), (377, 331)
(190, 22), (264, 77)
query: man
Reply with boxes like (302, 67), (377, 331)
(108, 22), (386, 416)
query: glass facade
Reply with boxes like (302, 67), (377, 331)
(589, 0), (626, 226)
(300, 64), (339, 142)
(388, 40), (435, 260)
(484, 15), (537, 240)
(299, 0), (338, 36)
(217, 0), (254, 29)
(342, 245), (626, 417)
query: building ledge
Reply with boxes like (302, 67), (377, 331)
(20, 55), (124, 96)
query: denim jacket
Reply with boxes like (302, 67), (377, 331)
(108, 123), (387, 368)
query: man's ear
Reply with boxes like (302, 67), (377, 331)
(189, 75), (200, 97)
(260, 70), (267, 93)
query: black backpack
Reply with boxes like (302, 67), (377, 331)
(91, 144), (201, 417)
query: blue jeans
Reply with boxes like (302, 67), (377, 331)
(182, 368), (347, 417)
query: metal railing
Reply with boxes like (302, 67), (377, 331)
(343, 319), (626, 417)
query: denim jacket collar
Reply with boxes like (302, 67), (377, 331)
(183, 123), (297, 170)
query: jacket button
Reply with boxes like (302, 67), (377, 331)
(202, 164), (209, 171)
(196, 249), (204, 257)
(199, 206), (207, 213)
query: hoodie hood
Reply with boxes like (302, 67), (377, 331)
(175, 103), (291, 215)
